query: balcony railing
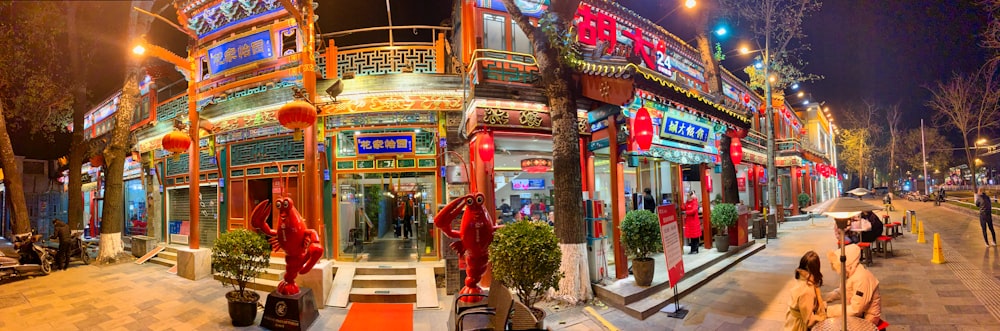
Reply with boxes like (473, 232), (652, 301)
(467, 49), (539, 85)
(321, 25), (452, 79)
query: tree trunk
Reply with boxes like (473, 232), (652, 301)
(67, 2), (86, 232)
(96, 0), (153, 263)
(719, 135), (739, 203)
(536, 46), (592, 303)
(693, 8), (737, 204)
(0, 102), (31, 237)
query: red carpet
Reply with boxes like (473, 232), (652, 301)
(339, 303), (413, 331)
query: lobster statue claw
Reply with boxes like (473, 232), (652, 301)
(433, 192), (499, 303)
(250, 196), (324, 296)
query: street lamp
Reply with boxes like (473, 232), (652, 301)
(132, 34), (201, 250)
(654, 0), (697, 25)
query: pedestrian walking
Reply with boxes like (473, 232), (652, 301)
(50, 219), (72, 270)
(975, 188), (996, 247)
(784, 251), (827, 331)
(642, 188), (656, 214)
(683, 191), (701, 254)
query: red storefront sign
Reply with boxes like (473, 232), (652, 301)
(737, 177), (746, 192)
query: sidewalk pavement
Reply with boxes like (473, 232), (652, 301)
(2, 199), (1000, 330)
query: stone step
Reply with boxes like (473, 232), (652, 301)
(620, 242), (766, 320)
(355, 265), (417, 276)
(351, 274), (417, 288)
(348, 287), (417, 303)
(157, 251), (177, 261)
(149, 257), (175, 268)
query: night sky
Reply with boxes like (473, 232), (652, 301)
(83, 1), (992, 153)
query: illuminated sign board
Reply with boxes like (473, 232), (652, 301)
(355, 134), (414, 155)
(208, 30), (274, 75)
(476, 0), (549, 17)
(660, 116), (710, 146)
(574, 4), (706, 90)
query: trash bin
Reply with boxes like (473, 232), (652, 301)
(752, 215), (766, 239)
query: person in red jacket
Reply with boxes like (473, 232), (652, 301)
(683, 191), (702, 254)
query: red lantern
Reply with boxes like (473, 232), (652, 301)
(277, 100), (318, 140)
(742, 93), (751, 104)
(89, 155), (104, 167)
(631, 107), (654, 151)
(478, 133), (494, 163)
(730, 138), (743, 165)
(161, 130), (192, 154)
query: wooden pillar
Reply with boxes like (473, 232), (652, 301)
(608, 118), (627, 279)
(187, 67), (200, 250)
(470, 131), (496, 220)
(580, 138), (589, 195)
(673, 164), (685, 252)
(700, 163), (712, 250)
(753, 165), (762, 211)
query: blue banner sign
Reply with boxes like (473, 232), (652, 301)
(356, 134), (414, 155)
(208, 30), (273, 74)
(660, 116), (710, 145)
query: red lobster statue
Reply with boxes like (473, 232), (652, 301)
(433, 192), (499, 302)
(251, 195), (324, 295)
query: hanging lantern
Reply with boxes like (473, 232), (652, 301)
(477, 132), (494, 163)
(730, 138), (743, 165)
(277, 100), (318, 141)
(521, 158), (552, 173)
(742, 93), (751, 104)
(161, 130), (192, 155)
(631, 107), (654, 151)
(89, 154), (104, 167)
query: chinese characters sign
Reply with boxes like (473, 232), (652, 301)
(574, 3), (706, 90)
(355, 134), (414, 155)
(208, 30), (273, 75)
(660, 116), (710, 146)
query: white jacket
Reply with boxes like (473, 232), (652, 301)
(826, 245), (882, 325)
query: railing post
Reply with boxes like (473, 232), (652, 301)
(436, 32), (446, 74)
(326, 39), (338, 79)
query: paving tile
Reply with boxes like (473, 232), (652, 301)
(945, 305), (991, 314)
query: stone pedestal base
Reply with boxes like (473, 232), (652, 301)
(176, 248), (211, 280)
(297, 260), (332, 306)
(261, 288), (319, 331)
(131, 236), (158, 258)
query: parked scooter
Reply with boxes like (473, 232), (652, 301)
(0, 232), (54, 280)
(44, 231), (90, 266)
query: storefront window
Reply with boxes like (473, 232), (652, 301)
(124, 179), (147, 236)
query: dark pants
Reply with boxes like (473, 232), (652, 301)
(56, 241), (71, 270)
(402, 216), (413, 239)
(688, 237), (700, 254)
(981, 215), (996, 244)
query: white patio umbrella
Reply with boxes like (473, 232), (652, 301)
(802, 197), (883, 330)
(846, 187), (871, 197)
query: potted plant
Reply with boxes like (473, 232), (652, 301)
(711, 203), (739, 252)
(798, 193), (812, 213)
(489, 220), (563, 326)
(620, 209), (662, 286)
(211, 229), (272, 327)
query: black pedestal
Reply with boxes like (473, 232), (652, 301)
(260, 288), (319, 331)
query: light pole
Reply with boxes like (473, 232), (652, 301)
(133, 36), (201, 250)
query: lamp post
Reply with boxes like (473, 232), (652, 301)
(133, 37), (201, 250)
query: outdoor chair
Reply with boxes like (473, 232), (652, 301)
(456, 283), (514, 331)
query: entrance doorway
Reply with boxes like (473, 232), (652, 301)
(337, 172), (437, 262)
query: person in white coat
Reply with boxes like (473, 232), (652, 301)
(825, 244), (882, 325)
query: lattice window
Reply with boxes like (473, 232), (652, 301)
(336, 48), (436, 78)
(157, 95), (188, 123)
(164, 150), (217, 177)
(229, 135), (305, 167)
(316, 49), (326, 79)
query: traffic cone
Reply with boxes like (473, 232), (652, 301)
(911, 216), (918, 234)
(931, 233), (946, 264)
(917, 221), (926, 243)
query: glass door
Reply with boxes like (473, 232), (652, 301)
(337, 172), (437, 262)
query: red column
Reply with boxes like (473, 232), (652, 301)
(791, 166), (800, 215)
(754, 165), (763, 211)
(700, 163), (712, 249)
(470, 131), (496, 220)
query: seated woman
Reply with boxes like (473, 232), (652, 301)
(858, 211), (883, 243)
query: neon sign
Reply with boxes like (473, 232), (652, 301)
(208, 30), (274, 74)
(574, 4), (706, 90)
(355, 134), (415, 155)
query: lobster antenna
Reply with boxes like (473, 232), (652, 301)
(437, 150), (471, 185)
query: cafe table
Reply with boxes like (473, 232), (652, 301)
(812, 316), (877, 331)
